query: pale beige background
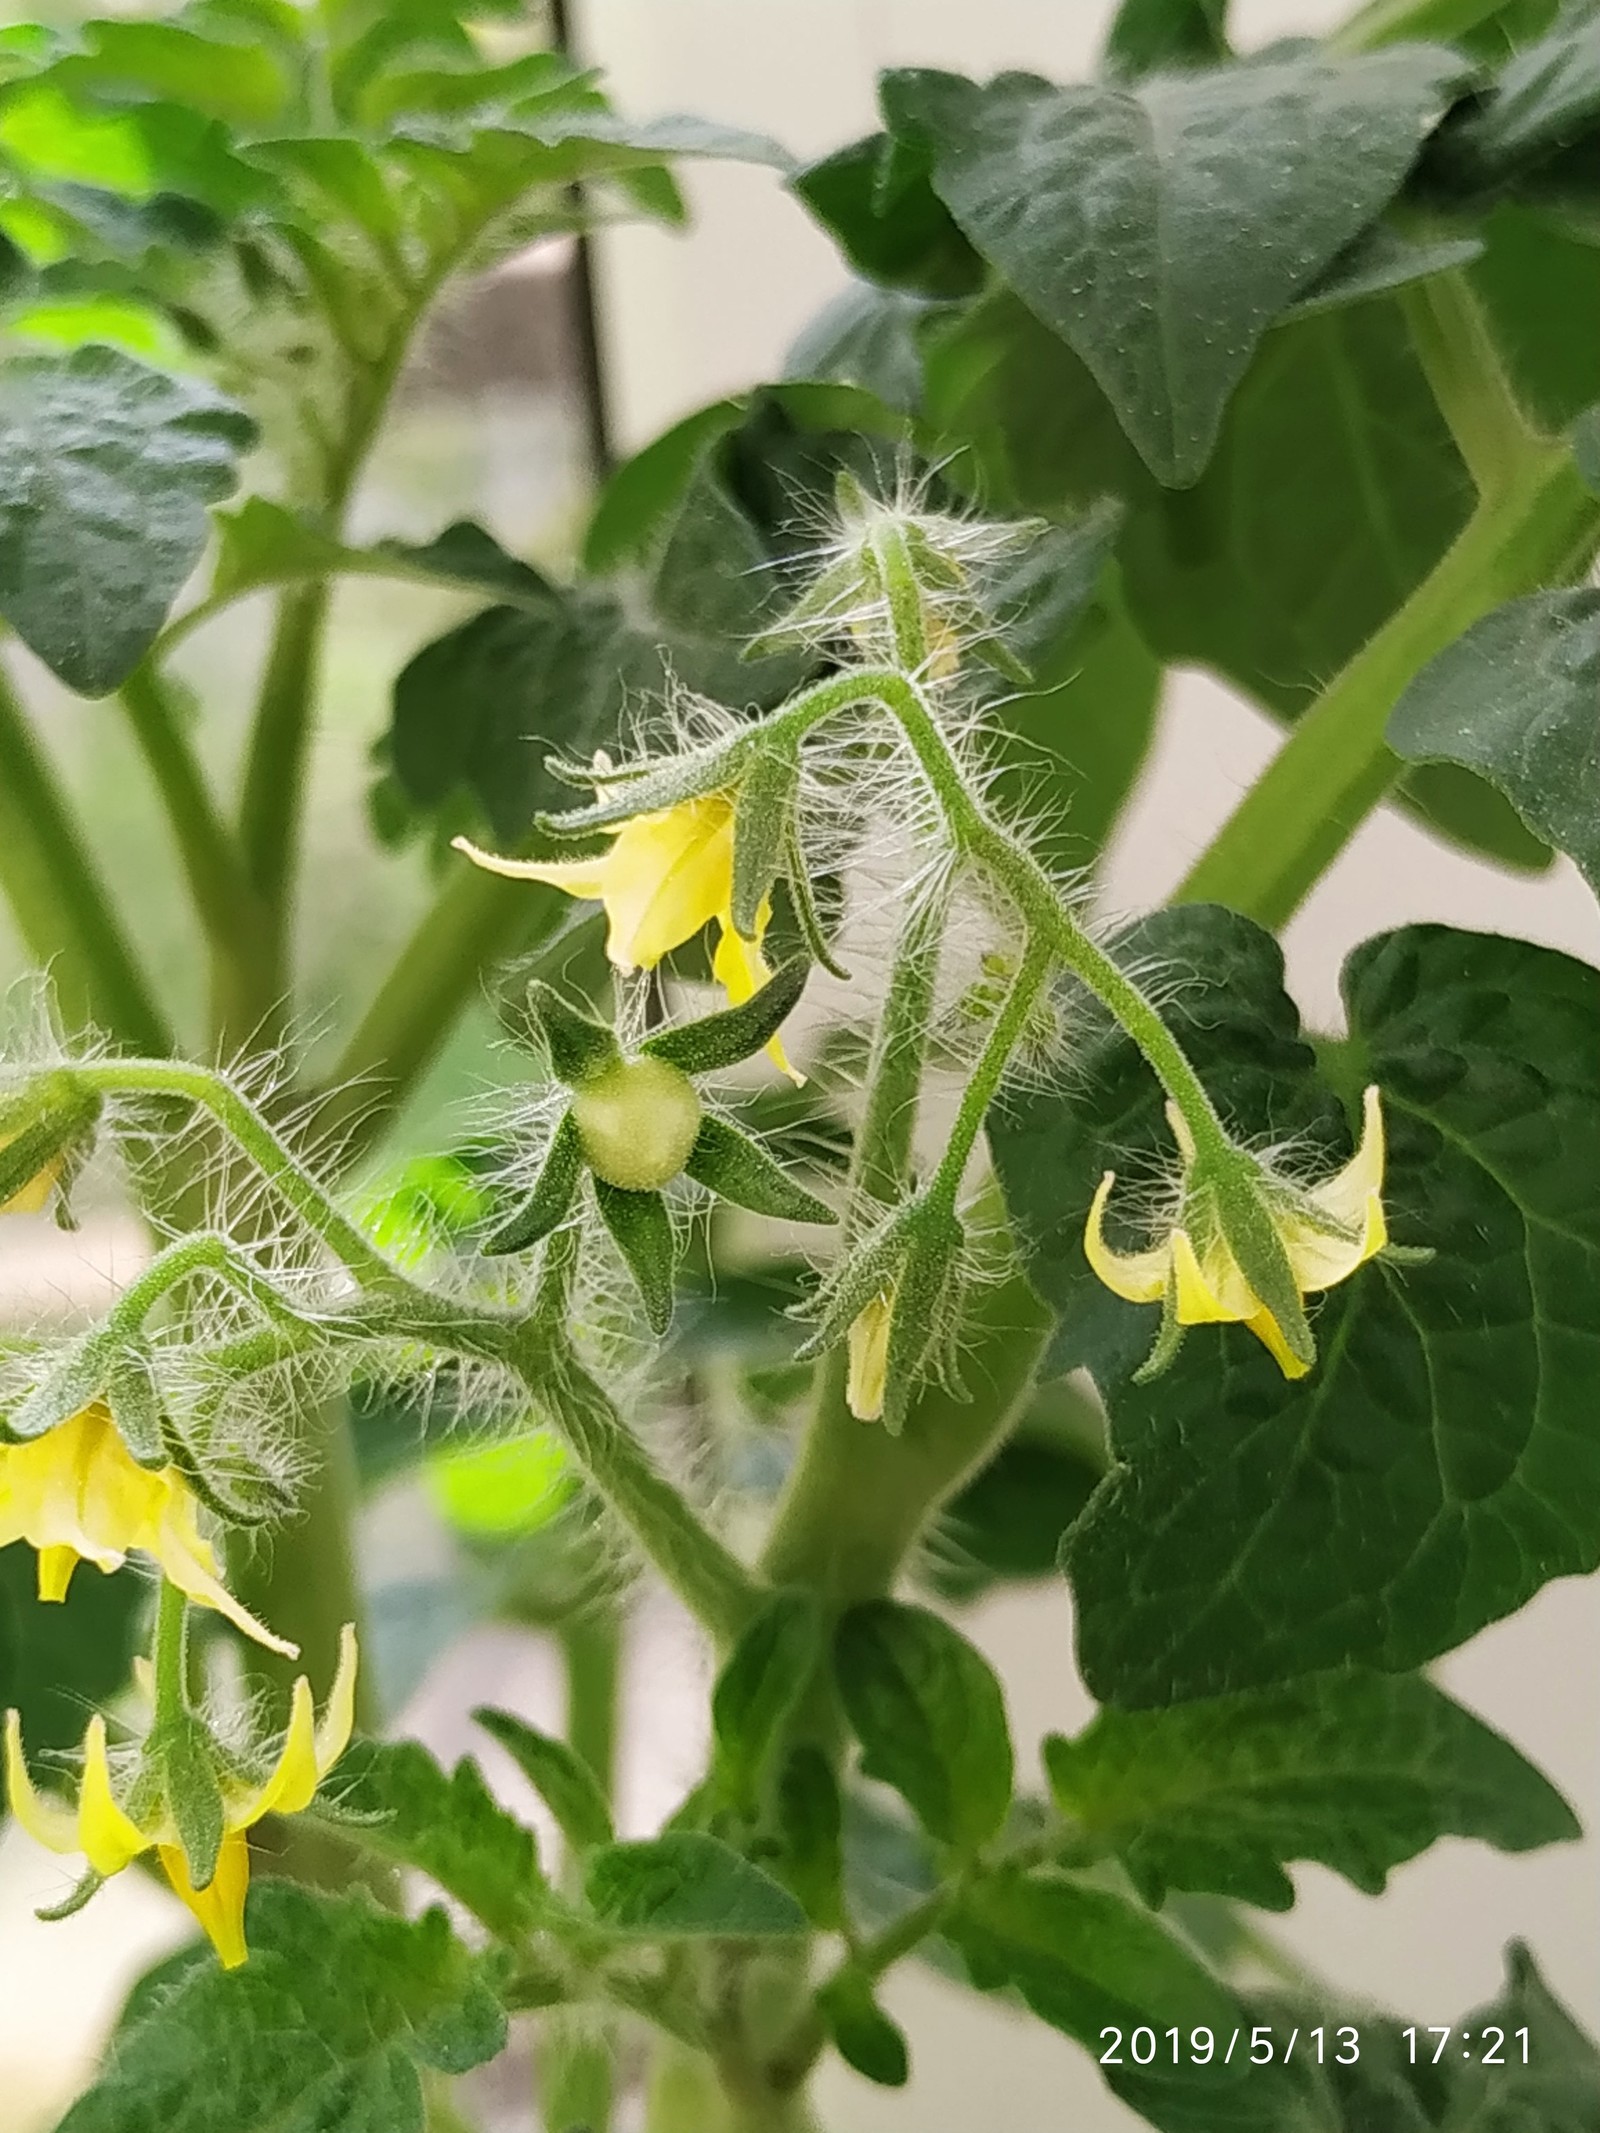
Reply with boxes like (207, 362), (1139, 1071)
(0, 5), (1595, 2130)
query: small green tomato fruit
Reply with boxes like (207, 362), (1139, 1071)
(572, 1056), (702, 1192)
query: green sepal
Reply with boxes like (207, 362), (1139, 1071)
(534, 737), (751, 838)
(786, 821), (851, 981)
(6, 1335), (110, 1446)
(790, 1202), (915, 1362)
(881, 1204), (966, 1437)
(643, 958), (811, 1076)
(159, 1409), (297, 1528)
(744, 553), (862, 660)
(1131, 1274), (1187, 1386)
(901, 519), (967, 593)
(159, 1718), (226, 1893)
(527, 983), (623, 1087)
(1201, 1154), (1315, 1372)
(0, 1073), (101, 1221)
(731, 740), (800, 939)
(485, 1112), (583, 1255)
(102, 1345), (166, 1468)
(592, 1180), (677, 1335)
(35, 1868), (104, 1923)
(684, 1116), (835, 1225)
(817, 1968), (911, 2088)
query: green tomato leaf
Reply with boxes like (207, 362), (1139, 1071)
(1472, 206), (1600, 436)
(59, 1885), (507, 2133)
(711, 1589), (823, 1814)
(1425, 10), (1600, 200)
(816, 1966), (911, 2088)
(1002, 908), (1600, 1705)
(833, 1600), (1014, 1853)
(1444, 1943), (1600, 2129)
(474, 1706), (614, 1854)
(585, 1831), (807, 1937)
(769, 1743), (845, 1928)
(1045, 1670), (1578, 1911)
(331, 1737), (547, 1940)
(950, 1869), (1319, 2131)
(1286, 222), (1485, 319)
(790, 128), (982, 298)
(1388, 587), (1600, 896)
(891, 46), (1473, 483)
(1103, 0), (1230, 80)
(784, 282), (936, 415)
(51, 19), (293, 128)
(0, 344), (253, 694)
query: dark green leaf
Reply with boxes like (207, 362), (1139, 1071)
(834, 1601), (1013, 1853)
(951, 1869), (1317, 2130)
(817, 1967), (911, 2087)
(784, 282), (936, 415)
(1104, 0), (1230, 79)
(923, 1382), (1106, 1601)
(585, 1831), (807, 1937)
(770, 1744), (845, 1927)
(1577, 402), (1600, 492)
(1045, 1670), (1577, 1911)
(1446, 1943), (1600, 2129)
(592, 1180), (677, 1335)
(893, 47), (1472, 483)
(1014, 910), (1600, 1704)
(0, 345), (253, 693)
(1389, 587), (1600, 895)
(474, 1706), (613, 1853)
(1425, 11), (1600, 199)
(58, 1885), (506, 2133)
(1472, 206), (1600, 434)
(711, 1590), (823, 1812)
(332, 1737), (546, 1939)
(790, 128), (981, 298)
(210, 501), (547, 611)
(1287, 223), (1485, 318)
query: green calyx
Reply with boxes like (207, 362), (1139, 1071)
(0, 1070), (102, 1220)
(572, 1057), (704, 1194)
(1192, 1150), (1315, 1370)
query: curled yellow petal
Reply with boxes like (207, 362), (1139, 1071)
(5, 1709), (79, 1855)
(602, 798), (735, 968)
(0, 1138), (57, 1216)
(148, 1485), (299, 1660)
(36, 1545), (78, 1603)
(1083, 1174), (1172, 1305)
(161, 1829), (251, 1970)
(451, 837), (611, 899)
(77, 1715), (150, 1878)
(846, 1291), (895, 1423)
(1244, 1306), (1313, 1380)
(1285, 1085), (1388, 1292)
(237, 1677), (319, 1827)
(315, 1623), (359, 1779)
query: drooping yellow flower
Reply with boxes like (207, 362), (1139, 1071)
(453, 794), (801, 1080)
(0, 1403), (294, 1654)
(1085, 1087), (1388, 1380)
(5, 1624), (357, 1969)
(846, 1288), (895, 1422)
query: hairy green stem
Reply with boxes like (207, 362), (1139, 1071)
(1401, 273), (1544, 501)
(0, 661), (171, 1052)
(845, 882), (948, 1235)
(1176, 445), (1600, 927)
(152, 1580), (190, 1733)
(927, 937), (1051, 1212)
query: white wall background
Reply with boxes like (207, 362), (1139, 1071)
(565, 3), (1600, 2127)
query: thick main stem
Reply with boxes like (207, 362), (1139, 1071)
(1175, 446), (1599, 928)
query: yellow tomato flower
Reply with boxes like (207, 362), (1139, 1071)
(0, 1403), (295, 1654)
(5, 1624), (357, 1969)
(846, 1288), (896, 1422)
(1085, 1086), (1388, 1380)
(453, 793), (801, 1080)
